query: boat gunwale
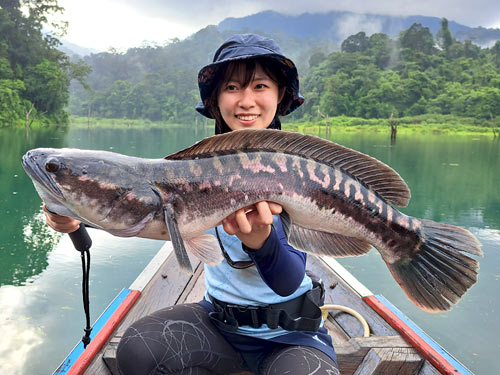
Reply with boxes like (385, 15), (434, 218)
(54, 243), (473, 375)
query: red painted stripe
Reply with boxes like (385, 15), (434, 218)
(67, 289), (141, 375)
(364, 295), (460, 375)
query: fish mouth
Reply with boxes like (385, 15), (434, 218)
(22, 151), (64, 199)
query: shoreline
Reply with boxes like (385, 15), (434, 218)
(283, 114), (499, 136)
(9, 114), (498, 137)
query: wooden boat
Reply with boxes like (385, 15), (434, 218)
(54, 242), (474, 375)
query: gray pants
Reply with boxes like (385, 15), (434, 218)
(116, 304), (340, 375)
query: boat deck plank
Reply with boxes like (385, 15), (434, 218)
(83, 248), (443, 375)
(307, 256), (398, 338)
(354, 347), (422, 375)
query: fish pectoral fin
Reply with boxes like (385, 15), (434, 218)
(164, 205), (193, 273)
(185, 234), (224, 266)
(287, 223), (372, 257)
(107, 212), (154, 237)
(384, 219), (482, 313)
(279, 210), (291, 237)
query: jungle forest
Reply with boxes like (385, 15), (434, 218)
(1, 0), (500, 129)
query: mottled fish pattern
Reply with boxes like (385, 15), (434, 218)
(22, 129), (482, 313)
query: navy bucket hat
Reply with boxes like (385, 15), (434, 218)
(195, 34), (304, 119)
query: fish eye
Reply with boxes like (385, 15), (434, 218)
(45, 160), (60, 173)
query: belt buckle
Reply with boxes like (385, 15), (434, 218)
(227, 304), (262, 328)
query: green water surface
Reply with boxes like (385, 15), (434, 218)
(0, 125), (498, 374)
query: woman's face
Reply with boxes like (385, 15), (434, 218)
(217, 63), (283, 131)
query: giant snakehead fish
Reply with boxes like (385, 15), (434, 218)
(21, 129), (483, 313)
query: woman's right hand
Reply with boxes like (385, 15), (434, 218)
(42, 204), (81, 233)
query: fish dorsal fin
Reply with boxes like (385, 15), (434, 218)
(167, 129), (410, 207)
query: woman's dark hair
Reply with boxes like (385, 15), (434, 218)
(206, 58), (292, 134)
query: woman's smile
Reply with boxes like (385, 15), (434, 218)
(236, 114), (259, 121)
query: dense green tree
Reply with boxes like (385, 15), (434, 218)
(492, 41), (500, 68)
(0, 79), (25, 125)
(367, 33), (394, 69)
(297, 24), (500, 120)
(436, 18), (455, 53)
(66, 24), (500, 123)
(399, 23), (436, 55)
(463, 87), (500, 118)
(341, 32), (369, 53)
(24, 59), (69, 113)
(309, 51), (326, 68)
(0, 0), (90, 126)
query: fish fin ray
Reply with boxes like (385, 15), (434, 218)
(106, 212), (154, 237)
(287, 223), (372, 257)
(164, 205), (193, 273)
(279, 210), (291, 238)
(385, 219), (482, 313)
(166, 129), (410, 207)
(185, 234), (224, 266)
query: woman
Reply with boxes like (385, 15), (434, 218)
(44, 34), (339, 375)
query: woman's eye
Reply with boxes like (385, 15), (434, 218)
(255, 83), (267, 89)
(225, 84), (238, 91)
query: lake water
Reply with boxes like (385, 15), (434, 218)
(0, 124), (498, 374)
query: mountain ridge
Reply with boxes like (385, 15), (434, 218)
(62, 10), (500, 56)
(218, 10), (499, 46)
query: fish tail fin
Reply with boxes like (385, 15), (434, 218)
(386, 219), (482, 313)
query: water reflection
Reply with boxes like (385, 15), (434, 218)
(65, 124), (212, 157)
(323, 132), (500, 230)
(0, 285), (44, 375)
(0, 124), (212, 288)
(0, 125), (499, 374)
(0, 124), (213, 374)
(0, 128), (66, 287)
(0, 228), (163, 375)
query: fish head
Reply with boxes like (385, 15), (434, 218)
(22, 148), (163, 233)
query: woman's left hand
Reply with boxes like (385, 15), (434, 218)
(222, 201), (283, 250)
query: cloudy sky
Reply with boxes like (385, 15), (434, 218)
(54, 0), (500, 51)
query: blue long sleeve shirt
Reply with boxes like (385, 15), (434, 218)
(242, 218), (307, 296)
(204, 216), (312, 307)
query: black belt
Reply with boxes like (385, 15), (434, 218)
(208, 280), (325, 332)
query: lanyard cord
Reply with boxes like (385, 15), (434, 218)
(215, 226), (255, 269)
(80, 247), (92, 348)
(68, 225), (93, 349)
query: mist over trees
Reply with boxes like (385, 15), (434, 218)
(295, 20), (500, 120)
(69, 20), (500, 123)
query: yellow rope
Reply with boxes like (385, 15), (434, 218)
(320, 304), (370, 338)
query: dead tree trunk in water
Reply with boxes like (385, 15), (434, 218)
(24, 103), (35, 138)
(87, 102), (92, 128)
(317, 108), (331, 136)
(490, 113), (498, 138)
(389, 112), (398, 145)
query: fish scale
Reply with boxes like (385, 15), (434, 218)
(22, 129), (482, 313)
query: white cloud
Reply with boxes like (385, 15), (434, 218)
(119, 0), (500, 28)
(54, 0), (500, 51)
(57, 0), (195, 50)
(0, 286), (44, 375)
